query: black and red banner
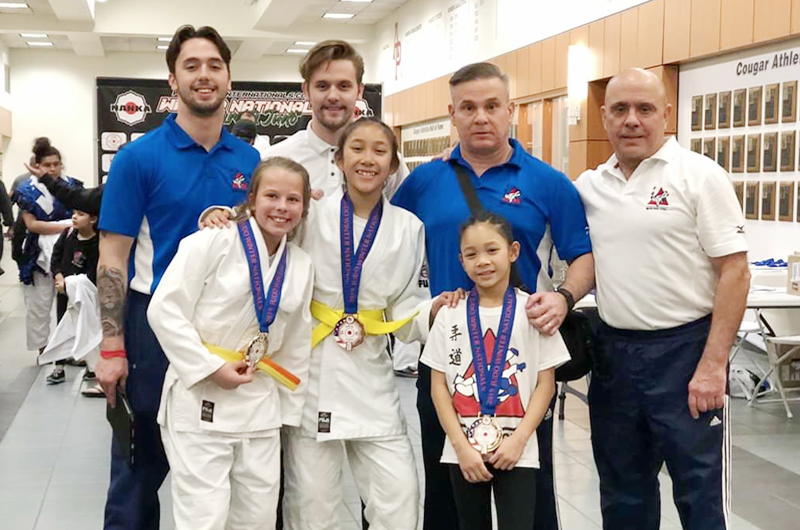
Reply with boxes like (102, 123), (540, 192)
(96, 77), (382, 182)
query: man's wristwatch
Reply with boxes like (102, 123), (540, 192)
(555, 287), (576, 312)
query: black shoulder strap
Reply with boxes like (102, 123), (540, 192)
(450, 161), (484, 216)
(450, 160), (526, 291)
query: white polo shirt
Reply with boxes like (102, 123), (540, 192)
(263, 122), (409, 199)
(575, 137), (747, 331)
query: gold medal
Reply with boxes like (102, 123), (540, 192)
(467, 415), (504, 454)
(244, 332), (269, 369)
(333, 315), (365, 351)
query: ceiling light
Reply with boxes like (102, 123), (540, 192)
(157, 37), (171, 42)
(286, 49), (308, 54)
(156, 45), (168, 50)
(294, 41), (317, 46)
(323, 13), (354, 19)
(20, 33), (47, 38)
(0, 3), (29, 8)
(27, 41), (53, 47)
(340, 0), (373, 2)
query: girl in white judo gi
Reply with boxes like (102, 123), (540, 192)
(281, 118), (458, 530)
(147, 157), (315, 530)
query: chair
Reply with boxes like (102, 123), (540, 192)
(729, 313), (769, 401)
(748, 308), (800, 419)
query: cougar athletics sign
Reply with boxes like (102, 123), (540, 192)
(96, 77), (382, 182)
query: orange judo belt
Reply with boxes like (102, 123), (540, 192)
(204, 343), (300, 391)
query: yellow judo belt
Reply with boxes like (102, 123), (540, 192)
(204, 343), (300, 392)
(310, 300), (417, 349)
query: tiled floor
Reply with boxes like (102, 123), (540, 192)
(1, 252), (799, 530)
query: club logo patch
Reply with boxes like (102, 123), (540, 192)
(232, 172), (248, 191)
(503, 187), (522, 205)
(110, 91), (152, 127)
(318, 411), (331, 433)
(647, 187), (670, 210)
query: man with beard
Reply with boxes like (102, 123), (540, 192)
(265, 40), (409, 200)
(95, 25), (260, 530)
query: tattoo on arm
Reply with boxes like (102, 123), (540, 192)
(98, 265), (127, 338)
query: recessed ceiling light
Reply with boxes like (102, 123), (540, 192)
(286, 49), (308, 54)
(157, 37), (171, 42)
(340, 0), (372, 3)
(0, 3), (29, 8)
(323, 12), (354, 19)
(294, 41), (317, 46)
(27, 41), (53, 47)
(20, 33), (47, 38)
(156, 45), (168, 50)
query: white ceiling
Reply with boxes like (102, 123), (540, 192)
(0, 0), (409, 58)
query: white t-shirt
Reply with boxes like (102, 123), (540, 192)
(574, 137), (748, 330)
(420, 290), (570, 468)
(263, 122), (409, 199)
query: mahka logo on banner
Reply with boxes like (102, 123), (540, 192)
(110, 90), (152, 126)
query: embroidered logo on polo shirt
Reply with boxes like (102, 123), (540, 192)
(503, 187), (522, 205)
(231, 172), (248, 191)
(646, 187), (670, 210)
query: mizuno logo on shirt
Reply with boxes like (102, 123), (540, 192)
(736, 225), (745, 234)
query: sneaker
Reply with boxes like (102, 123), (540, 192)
(81, 382), (105, 398)
(83, 369), (96, 382)
(46, 368), (66, 385)
(394, 367), (419, 378)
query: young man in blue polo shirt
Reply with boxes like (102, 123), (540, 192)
(393, 62), (594, 530)
(95, 26), (260, 530)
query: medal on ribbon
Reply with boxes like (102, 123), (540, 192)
(465, 287), (517, 454)
(239, 220), (288, 368)
(334, 193), (383, 351)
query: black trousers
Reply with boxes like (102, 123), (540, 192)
(449, 464), (537, 530)
(417, 363), (560, 530)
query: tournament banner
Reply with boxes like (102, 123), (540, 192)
(96, 77), (382, 182)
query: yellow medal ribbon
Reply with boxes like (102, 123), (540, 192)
(310, 300), (418, 349)
(204, 343), (300, 392)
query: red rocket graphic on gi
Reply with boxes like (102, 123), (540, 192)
(453, 329), (526, 418)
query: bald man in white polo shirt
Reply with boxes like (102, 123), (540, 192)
(574, 69), (750, 530)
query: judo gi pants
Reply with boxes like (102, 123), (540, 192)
(23, 270), (55, 350)
(589, 315), (729, 530)
(161, 428), (280, 530)
(282, 428), (419, 530)
(417, 362), (560, 530)
(103, 292), (170, 530)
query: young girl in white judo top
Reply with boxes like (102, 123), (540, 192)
(421, 212), (571, 530)
(146, 157), (315, 530)
(282, 118), (457, 530)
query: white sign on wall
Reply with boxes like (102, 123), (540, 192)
(679, 39), (800, 260)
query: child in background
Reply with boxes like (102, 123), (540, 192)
(46, 209), (99, 384)
(422, 212), (571, 530)
(147, 157), (314, 530)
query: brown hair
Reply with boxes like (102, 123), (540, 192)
(300, 40), (364, 85)
(32, 137), (61, 164)
(334, 118), (400, 177)
(449, 62), (509, 94)
(235, 157), (312, 240)
(166, 25), (231, 74)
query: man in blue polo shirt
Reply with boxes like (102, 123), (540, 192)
(393, 62), (594, 530)
(95, 26), (260, 530)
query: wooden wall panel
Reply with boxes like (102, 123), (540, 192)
(588, 80), (609, 141)
(637, 0), (665, 68)
(555, 33), (570, 89)
(503, 52), (518, 99)
(754, 0), (791, 43)
(721, 0), (754, 50)
(690, 0), (721, 58)
(587, 140), (615, 170)
(384, 95), (394, 127)
(646, 65), (679, 134)
(436, 76), (450, 115)
(424, 81), (436, 121)
(568, 141), (588, 180)
(620, 8), (640, 70)
(604, 14), (622, 78)
(663, 0), (691, 63)
(529, 42), (542, 95)
(793, 0), (800, 34)
(541, 38), (556, 92)
(570, 25), (590, 47)
(589, 20), (605, 80)
(516, 46), (531, 98)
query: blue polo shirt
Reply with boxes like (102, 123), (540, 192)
(392, 139), (591, 296)
(99, 114), (260, 295)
